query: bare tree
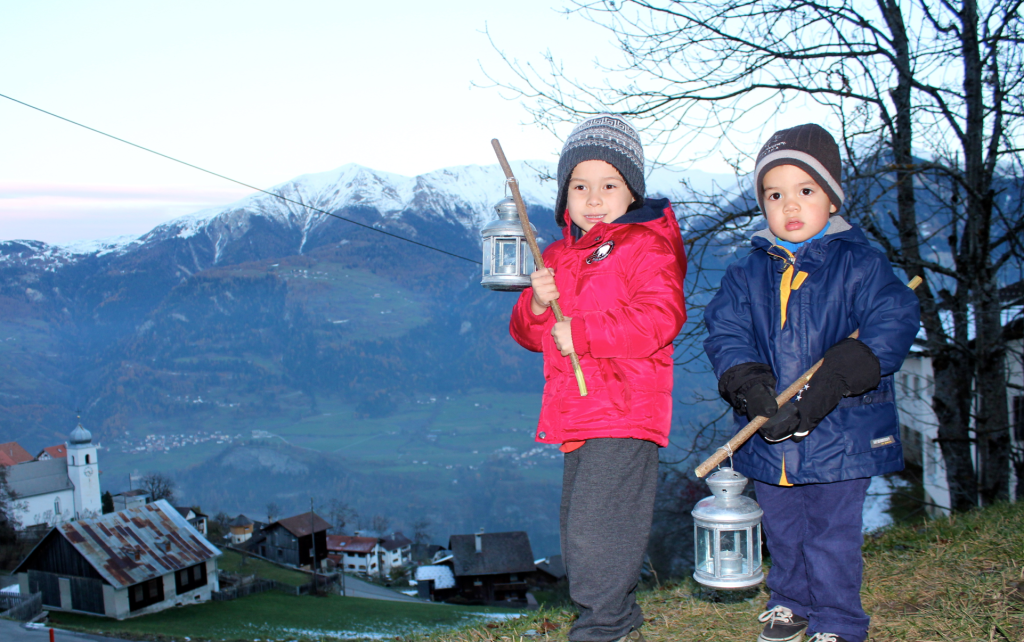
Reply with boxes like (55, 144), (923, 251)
(411, 517), (433, 546)
(327, 499), (357, 534)
(139, 472), (176, 503)
(266, 501), (281, 524)
(0, 466), (19, 545)
(487, 0), (1024, 509)
(370, 514), (391, 533)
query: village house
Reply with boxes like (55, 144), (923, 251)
(327, 535), (379, 574)
(3, 423), (103, 529)
(174, 506), (208, 536)
(227, 514), (258, 544)
(250, 511), (329, 569)
(896, 313), (1023, 513)
(326, 531), (413, 578)
(12, 499), (221, 619)
(533, 555), (566, 586)
(112, 489), (151, 512)
(442, 529), (536, 605)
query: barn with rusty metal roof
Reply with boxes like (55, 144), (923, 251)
(13, 499), (221, 619)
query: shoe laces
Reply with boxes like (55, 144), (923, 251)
(758, 605), (796, 625)
(807, 635), (840, 642)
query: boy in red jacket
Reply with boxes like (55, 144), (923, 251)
(510, 115), (687, 642)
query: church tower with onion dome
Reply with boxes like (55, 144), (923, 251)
(66, 421), (102, 518)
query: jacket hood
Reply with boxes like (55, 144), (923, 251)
(563, 197), (686, 277)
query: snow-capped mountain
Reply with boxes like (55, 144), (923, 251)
(1, 161), (735, 269)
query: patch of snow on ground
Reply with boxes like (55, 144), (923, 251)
(862, 474), (910, 532)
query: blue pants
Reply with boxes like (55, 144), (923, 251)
(754, 478), (871, 642)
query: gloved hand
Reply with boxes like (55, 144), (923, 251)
(760, 338), (881, 443)
(719, 362), (779, 422)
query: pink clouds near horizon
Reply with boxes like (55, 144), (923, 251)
(0, 182), (253, 244)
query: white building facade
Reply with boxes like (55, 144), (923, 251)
(896, 326), (1023, 513)
(7, 424), (103, 528)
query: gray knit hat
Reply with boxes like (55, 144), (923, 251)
(753, 123), (844, 214)
(555, 114), (645, 227)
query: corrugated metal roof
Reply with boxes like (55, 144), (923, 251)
(53, 500), (221, 589)
(6, 458), (74, 498)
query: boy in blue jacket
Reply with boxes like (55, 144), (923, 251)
(703, 124), (920, 642)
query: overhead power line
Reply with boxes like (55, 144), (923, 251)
(0, 92), (482, 265)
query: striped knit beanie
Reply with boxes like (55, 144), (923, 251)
(555, 114), (645, 227)
(753, 123), (844, 214)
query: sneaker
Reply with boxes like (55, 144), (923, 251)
(757, 606), (809, 642)
(613, 630), (644, 642)
(805, 635), (849, 642)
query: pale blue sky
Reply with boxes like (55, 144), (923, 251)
(0, 1), (816, 244)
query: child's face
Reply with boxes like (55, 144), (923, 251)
(566, 160), (635, 232)
(762, 164), (837, 243)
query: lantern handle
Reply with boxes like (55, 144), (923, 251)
(491, 138), (587, 398)
(695, 275), (924, 478)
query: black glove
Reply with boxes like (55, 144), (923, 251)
(719, 362), (779, 422)
(760, 338), (881, 444)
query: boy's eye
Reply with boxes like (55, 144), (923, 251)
(766, 192), (780, 201)
(801, 188), (814, 196)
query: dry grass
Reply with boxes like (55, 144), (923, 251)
(424, 501), (1024, 642)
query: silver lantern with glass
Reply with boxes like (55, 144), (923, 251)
(480, 197), (537, 291)
(692, 467), (764, 589)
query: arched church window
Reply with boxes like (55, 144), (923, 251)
(86, 454), (91, 464)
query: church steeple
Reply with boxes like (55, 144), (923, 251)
(66, 418), (101, 518)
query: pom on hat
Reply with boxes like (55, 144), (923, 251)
(555, 114), (645, 227)
(753, 123), (844, 214)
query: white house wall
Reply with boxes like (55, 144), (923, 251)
(897, 335), (1023, 513)
(13, 489), (76, 529)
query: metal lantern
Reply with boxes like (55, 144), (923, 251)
(481, 198), (537, 291)
(692, 467), (764, 589)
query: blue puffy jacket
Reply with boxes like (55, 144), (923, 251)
(704, 217), (920, 484)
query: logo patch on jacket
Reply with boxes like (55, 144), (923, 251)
(586, 240), (615, 264)
(871, 436), (895, 448)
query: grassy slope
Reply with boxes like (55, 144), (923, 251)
(49, 591), (518, 641)
(428, 501), (1024, 642)
(216, 550), (310, 587)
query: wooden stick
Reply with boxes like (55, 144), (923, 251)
(491, 138), (587, 397)
(695, 275), (923, 477)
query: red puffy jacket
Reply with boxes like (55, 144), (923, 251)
(509, 198), (687, 447)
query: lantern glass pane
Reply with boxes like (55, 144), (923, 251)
(719, 529), (748, 576)
(482, 239), (492, 276)
(695, 525), (713, 574)
(497, 239), (518, 274)
(522, 242), (535, 274)
(751, 524), (762, 569)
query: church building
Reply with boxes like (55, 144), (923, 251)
(4, 423), (103, 529)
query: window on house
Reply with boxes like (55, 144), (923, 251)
(1013, 396), (1023, 442)
(86, 454), (91, 464)
(129, 577), (165, 612)
(175, 563), (207, 594)
(54, 498), (61, 516)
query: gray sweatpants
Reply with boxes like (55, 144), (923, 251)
(560, 438), (660, 642)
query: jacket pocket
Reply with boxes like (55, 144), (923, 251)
(842, 407), (902, 455)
